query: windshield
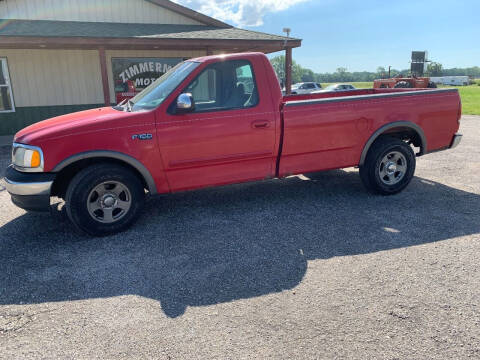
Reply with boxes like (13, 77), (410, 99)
(130, 61), (200, 111)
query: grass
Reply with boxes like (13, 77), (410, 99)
(346, 82), (373, 89)
(322, 81), (480, 115)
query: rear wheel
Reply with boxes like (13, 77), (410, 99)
(427, 81), (437, 88)
(359, 137), (416, 195)
(394, 81), (412, 88)
(65, 163), (145, 236)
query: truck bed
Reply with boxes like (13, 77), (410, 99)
(279, 88), (461, 177)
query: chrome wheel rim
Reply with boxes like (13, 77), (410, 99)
(87, 181), (132, 223)
(379, 151), (407, 185)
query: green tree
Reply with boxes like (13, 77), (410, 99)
(426, 62), (443, 76)
(292, 62), (304, 84)
(270, 55), (311, 85)
(270, 56), (285, 79)
(301, 68), (315, 82)
(334, 67), (349, 82)
(376, 66), (387, 78)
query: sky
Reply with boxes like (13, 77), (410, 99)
(175, 0), (480, 73)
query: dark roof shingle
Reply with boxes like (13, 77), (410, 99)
(0, 19), (298, 42)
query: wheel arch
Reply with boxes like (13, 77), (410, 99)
(359, 121), (427, 166)
(51, 151), (157, 197)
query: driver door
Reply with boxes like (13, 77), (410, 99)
(156, 58), (277, 192)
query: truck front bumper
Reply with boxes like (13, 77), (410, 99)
(4, 165), (56, 212)
(450, 133), (463, 149)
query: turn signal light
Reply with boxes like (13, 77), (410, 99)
(30, 150), (41, 167)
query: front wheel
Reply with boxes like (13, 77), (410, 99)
(359, 137), (416, 195)
(65, 164), (145, 236)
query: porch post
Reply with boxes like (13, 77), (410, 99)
(285, 47), (292, 95)
(98, 46), (111, 106)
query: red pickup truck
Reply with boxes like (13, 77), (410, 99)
(5, 53), (462, 236)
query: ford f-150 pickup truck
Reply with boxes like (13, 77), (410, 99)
(5, 53), (462, 236)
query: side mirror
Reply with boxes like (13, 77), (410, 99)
(176, 93), (195, 114)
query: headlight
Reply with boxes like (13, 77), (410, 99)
(12, 143), (44, 172)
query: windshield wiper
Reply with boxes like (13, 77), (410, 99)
(126, 99), (134, 112)
(112, 99), (127, 111)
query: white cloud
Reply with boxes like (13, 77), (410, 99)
(173, 0), (310, 27)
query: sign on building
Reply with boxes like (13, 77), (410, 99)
(111, 57), (184, 102)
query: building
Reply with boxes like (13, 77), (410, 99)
(0, 0), (301, 140)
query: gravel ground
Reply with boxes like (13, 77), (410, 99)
(0, 116), (479, 359)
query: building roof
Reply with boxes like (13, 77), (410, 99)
(0, 19), (296, 42)
(0, 19), (301, 53)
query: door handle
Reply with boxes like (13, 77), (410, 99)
(252, 120), (270, 129)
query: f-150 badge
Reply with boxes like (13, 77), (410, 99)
(132, 133), (153, 140)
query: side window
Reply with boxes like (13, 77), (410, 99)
(0, 58), (15, 112)
(187, 68), (217, 104)
(184, 60), (258, 113)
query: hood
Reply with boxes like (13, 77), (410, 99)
(14, 107), (146, 145)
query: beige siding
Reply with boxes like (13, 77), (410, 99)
(0, 0), (204, 25)
(0, 49), (207, 107)
(106, 49), (206, 104)
(0, 49), (104, 107)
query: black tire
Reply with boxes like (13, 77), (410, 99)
(359, 137), (416, 195)
(427, 81), (437, 88)
(65, 163), (145, 236)
(393, 81), (412, 88)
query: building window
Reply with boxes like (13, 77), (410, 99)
(0, 58), (15, 113)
